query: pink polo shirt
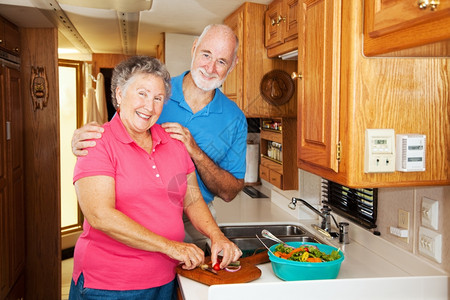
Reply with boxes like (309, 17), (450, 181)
(72, 115), (195, 290)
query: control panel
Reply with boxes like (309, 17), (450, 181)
(395, 134), (426, 172)
(364, 129), (395, 173)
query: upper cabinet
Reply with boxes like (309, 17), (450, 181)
(364, 0), (450, 56)
(223, 2), (297, 118)
(296, 0), (450, 188)
(0, 17), (20, 56)
(265, 0), (299, 58)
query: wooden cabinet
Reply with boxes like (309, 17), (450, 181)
(260, 118), (297, 190)
(0, 63), (25, 300)
(265, 0), (299, 58)
(0, 17), (20, 56)
(223, 2), (297, 118)
(364, 0), (450, 56)
(296, 0), (450, 188)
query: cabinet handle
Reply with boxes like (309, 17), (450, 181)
(271, 15), (286, 26)
(13, 47), (19, 53)
(291, 72), (303, 80)
(6, 121), (11, 140)
(418, 0), (440, 11)
(0, 39), (3, 44)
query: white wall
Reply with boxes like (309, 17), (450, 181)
(164, 32), (198, 77)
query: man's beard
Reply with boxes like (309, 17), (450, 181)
(191, 67), (226, 91)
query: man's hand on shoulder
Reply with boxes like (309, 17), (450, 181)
(72, 121), (104, 157)
(161, 122), (202, 158)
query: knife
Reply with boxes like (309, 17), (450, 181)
(200, 264), (218, 275)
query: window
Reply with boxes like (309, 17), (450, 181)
(321, 179), (378, 229)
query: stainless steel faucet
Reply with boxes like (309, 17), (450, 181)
(289, 197), (340, 238)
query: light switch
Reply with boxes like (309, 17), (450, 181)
(422, 197), (438, 230)
(364, 129), (396, 173)
(418, 226), (442, 263)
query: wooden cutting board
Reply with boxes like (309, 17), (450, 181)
(176, 250), (270, 285)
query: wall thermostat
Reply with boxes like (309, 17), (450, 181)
(364, 129), (396, 173)
(396, 134), (426, 172)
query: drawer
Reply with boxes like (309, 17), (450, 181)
(269, 169), (282, 188)
(259, 165), (270, 182)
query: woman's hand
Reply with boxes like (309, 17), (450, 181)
(209, 232), (242, 269)
(164, 240), (205, 270)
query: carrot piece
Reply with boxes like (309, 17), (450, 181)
(306, 257), (322, 263)
(285, 247), (304, 259)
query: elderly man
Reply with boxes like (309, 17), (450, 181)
(71, 24), (247, 251)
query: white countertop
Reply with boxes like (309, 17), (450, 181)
(178, 189), (449, 300)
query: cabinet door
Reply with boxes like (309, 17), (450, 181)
(284, 0), (299, 42)
(265, 0), (284, 48)
(223, 7), (244, 111)
(297, 0), (341, 172)
(0, 20), (4, 52)
(368, 0), (450, 37)
(6, 67), (24, 288)
(3, 21), (20, 55)
(0, 66), (24, 299)
(0, 65), (8, 300)
(364, 0), (450, 55)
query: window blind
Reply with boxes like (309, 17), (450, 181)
(321, 179), (378, 229)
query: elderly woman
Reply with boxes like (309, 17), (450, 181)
(69, 56), (241, 300)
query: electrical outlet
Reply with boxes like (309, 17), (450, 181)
(398, 209), (409, 229)
(418, 226), (442, 263)
(422, 197), (439, 230)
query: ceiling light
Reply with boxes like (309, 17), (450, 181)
(58, 48), (80, 54)
(56, 0), (153, 13)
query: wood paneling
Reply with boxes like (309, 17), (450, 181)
(20, 27), (61, 299)
(91, 53), (130, 78)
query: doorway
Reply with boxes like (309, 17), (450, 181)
(58, 59), (84, 254)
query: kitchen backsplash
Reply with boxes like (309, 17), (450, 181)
(263, 169), (450, 275)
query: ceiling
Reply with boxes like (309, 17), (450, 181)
(0, 0), (272, 57)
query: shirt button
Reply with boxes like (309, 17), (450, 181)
(152, 149), (155, 152)
(156, 174), (160, 178)
(152, 165), (156, 169)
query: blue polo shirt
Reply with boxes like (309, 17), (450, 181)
(157, 72), (247, 203)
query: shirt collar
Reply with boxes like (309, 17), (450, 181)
(171, 71), (224, 115)
(110, 114), (170, 146)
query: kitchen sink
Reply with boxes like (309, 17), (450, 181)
(228, 236), (321, 257)
(220, 224), (306, 238)
(216, 224), (324, 257)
